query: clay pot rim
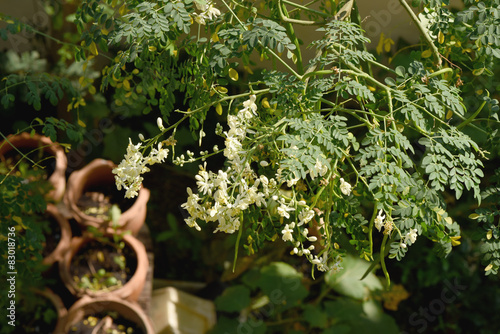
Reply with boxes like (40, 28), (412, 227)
(64, 295), (155, 333)
(34, 287), (68, 320)
(24, 287), (68, 334)
(59, 233), (149, 302)
(0, 132), (67, 202)
(64, 158), (150, 234)
(42, 204), (72, 267)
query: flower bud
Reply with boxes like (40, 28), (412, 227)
(157, 117), (165, 131)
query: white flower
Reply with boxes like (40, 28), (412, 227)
(260, 160), (269, 167)
(281, 224), (294, 242)
(260, 175), (269, 186)
(241, 94), (257, 118)
(298, 209), (315, 226)
(308, 236), (318, 242)
(404, 228), (418, 244)
(374, 209), (386, 232)
(194, 0), (220, 25)
(156, 144), (169, 162)
(339, 178), (352, 196)
(254, 192), (267, 207)
(310, 159), (328, 179)
(113, 138), (150, 198)
(331, 257), (343, 273)
(287, 177), (300, 187)
(184, 217), (201, 231)
(146, 142), (169, 164)
(157, 117), (165, 131)
(195, 167), (212, 195)
(224, 135), (243, 160)
(312, 254), (331, 272)
(207, 202), (220, 218)
(277, 202), (295, 219)
(199, 129), (206, 146)
(181, 187), (202, 216)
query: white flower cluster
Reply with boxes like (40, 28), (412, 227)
(182, 95), (271, 233)
(275, 198), (342, 273)
(193, 0), (221, 25)
(113, 137), (169, 198)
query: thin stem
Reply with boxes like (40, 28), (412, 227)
(346, 156), (371, 192)
(220, 0), (245, 26)
(380, 234), (391, 287)
(232, 212), (244, 272)
(279, 0), (305, 74)
(265, 48), (303, 79)
(397, 0), (442, 67)
(368, 207), (378, 258)
(351, 1), (373, 77)
(341, 69), (388, 93)
(282, 0), (329, 18)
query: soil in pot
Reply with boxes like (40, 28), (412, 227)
(68, 311), (145, 334)
(0, 148), (56, 183)
(71, 239), (138, 294)
(76, 183), (134, 221)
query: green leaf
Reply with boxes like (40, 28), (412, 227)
(241, 268), (261, 290)
(256, 262), (308, 307)
(214, 285), (251, 312)
(303, 304), (328, 328)
(472, 67), (485, 76)
(207, 316), (239, 334)
(324, 256), (382, 300)
(395, 65), (406, 77)
(323, 299), (399, 334)
(1, 93), (15, 109)
(322, 325), (351, 334)
(468, 213), (480, 220)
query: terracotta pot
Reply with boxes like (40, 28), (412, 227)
(42, 204), (72, 267)
(59, 233), (149, 302)
(62, 295), (155, 333)
(64, 158), (150, 235)
(0, 132), (67, 202)
(35, 288), (68, 334)
(16, 288), (67, 333)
